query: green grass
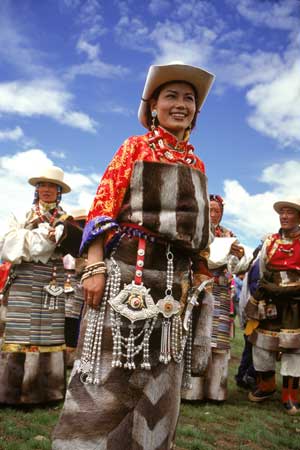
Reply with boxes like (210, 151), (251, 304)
(0, 323), (299, 449)
(176, 322), (300, 450)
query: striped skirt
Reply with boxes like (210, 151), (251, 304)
(182, 278), (231, 402)
(53, 237), (191, 450)
(0, 260), (82, 404)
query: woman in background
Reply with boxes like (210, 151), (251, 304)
(182, 194), (250, 402)
(0, 166), (82, 405)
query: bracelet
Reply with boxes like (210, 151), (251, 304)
(80, 267), (107, 284)
(83, 261), (106, 272)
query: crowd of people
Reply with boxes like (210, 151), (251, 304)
(0, 61), (299, 450)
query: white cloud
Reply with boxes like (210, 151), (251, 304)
(260, 160), (300, 192)
(0, 126), (24, 142)
(51, 151), (66, 159)
(246, 60), (300, 148)
(223, 160), (300, 246)
(0, 79), (97, 133)
(76, 0), (107, 40)
(149, 0), (170, 14)
(0, 4), (99, 133)
(67, 58), (129, 80)
(113, 1), (299, 149)
(0, 149), (100, 236)
(67, 35), (129, 80)
(115, 15), (152, 53)
(236, 0), (299, 30)
(151, 21), (216, 66)
(61, 110), (97, 132)
(77, 37), (100, 60)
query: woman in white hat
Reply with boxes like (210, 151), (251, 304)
(53, 62), (215, 450)
(64, 208), (88, 368)
(0, 166), (83, 405)
(245, 198), (300, 414)
(182, 194), (250, 403)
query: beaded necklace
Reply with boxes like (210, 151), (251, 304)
(35, 202), (59, 226)
(148, 126), (196, 165)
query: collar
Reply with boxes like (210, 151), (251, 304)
(148, 126), (193, 152)
(280, 227), (300, 240)
(147, 126), (196, 165)
(38, 200), (58, 213)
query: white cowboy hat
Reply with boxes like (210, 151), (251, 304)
(273, 198), (300, 214)
(138, 61), (215, 129)
(28, 166), (71, 194)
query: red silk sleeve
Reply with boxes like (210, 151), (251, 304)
(87, 137), (138, 222)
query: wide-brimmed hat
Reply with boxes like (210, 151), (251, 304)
(28, 166), (71, 193)
(138, 61), (215, 129)
(273, 198), (300, 214)
(70, 208), (87, 221)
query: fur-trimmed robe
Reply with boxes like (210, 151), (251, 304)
(53, 131), (211, 450)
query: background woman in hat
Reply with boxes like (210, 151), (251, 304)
(246, 198), (300, 414)
(182, 194), (250, 402)
(63, 208), (87, 368)
(53, 62), (214, 450)
(0, 166), (82, 405)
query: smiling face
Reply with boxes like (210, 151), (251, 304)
(37, 181), (59, 203)
(279, 207), (300, 233)
(150, 82), (197, 140)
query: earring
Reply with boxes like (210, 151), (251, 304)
(151, 109), (157, 130)
(183, 124), (192, 141)
(56, 186), (62, 204)
(33, 185), (39, 204)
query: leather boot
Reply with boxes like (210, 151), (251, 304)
(282, 377), (300, 415)
(249, 371), (276, 402)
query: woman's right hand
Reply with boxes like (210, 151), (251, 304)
(83, 273), (106, 309)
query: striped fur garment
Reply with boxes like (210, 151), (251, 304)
(118, 161), (211, 251)
(53, 161), (211, 449)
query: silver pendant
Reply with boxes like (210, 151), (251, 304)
(44, 284), (64, 297)
(157, 295), (180, 318)
(64, 285), (75, 294)
(109, 281), (158, 322)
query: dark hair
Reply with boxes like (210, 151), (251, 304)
(145, 80), (199, 130)
(210, 194), (224, 210)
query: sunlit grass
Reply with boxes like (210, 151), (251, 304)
(0, 322), (299, 450)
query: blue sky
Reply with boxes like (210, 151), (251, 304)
(0, 0), (299, 248)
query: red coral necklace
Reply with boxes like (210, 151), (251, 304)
(148, 127), (196, 165)
(35, 203), (59, 226)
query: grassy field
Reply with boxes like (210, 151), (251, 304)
(1, 325), (300, 450)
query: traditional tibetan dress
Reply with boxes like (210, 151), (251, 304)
(247, 230), (300, 376)
(182, 224), (249, 401)
(53, 127), (212, 450)
(0, 202), (83, 404)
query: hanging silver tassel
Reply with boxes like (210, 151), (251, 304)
(141, 319), (154, 370)
(111, 314), (123, 368)
(159, 318), (172, 364)
(182, 319), (193, 389)
(43, 265), (63, 310)
(124, 324), (136, 370)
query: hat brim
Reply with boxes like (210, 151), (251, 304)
(273, 201), (300, 214)
(138, 63), (215, 129)
(73, 215), (87, 221)
(28, 176), (71, 194)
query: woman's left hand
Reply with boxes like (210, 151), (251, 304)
(48, 226), (56, 242)
(230, 242), (245, 259)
